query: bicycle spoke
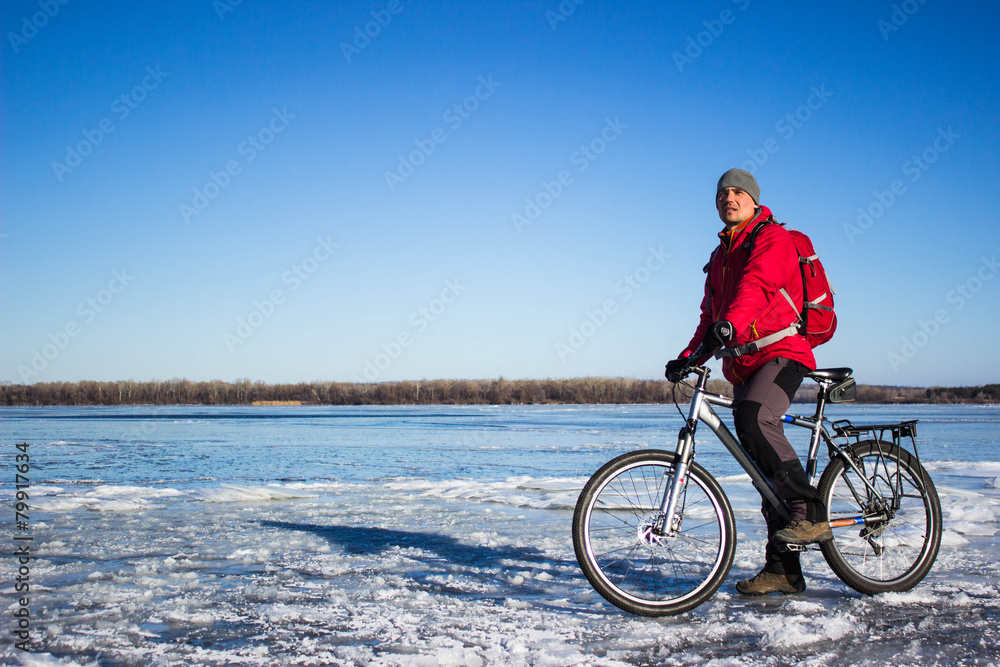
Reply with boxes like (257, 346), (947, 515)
(575, 455), (732, 611)
(820, 442), (940, 593)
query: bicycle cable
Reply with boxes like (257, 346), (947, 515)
(670, 377), (696, 422)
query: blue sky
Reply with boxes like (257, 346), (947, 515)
(2, 1), (998, 387)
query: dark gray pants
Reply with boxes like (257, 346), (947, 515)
(732, 357), (818, 576)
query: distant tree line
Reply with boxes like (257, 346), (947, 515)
(1, 378), (997, 406)
(793, 383), (1000, 404)
(864, 384), (1000, 403)
(0, 377), (706, 406)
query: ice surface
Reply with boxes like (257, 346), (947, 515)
(5, 473), (998, 666)
(2, 404), (998, 666)
(190, 484), (321, 503)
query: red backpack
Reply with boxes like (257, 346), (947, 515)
(747, 219), (837, 348)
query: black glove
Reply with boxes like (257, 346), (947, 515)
(702, 320), (735, 352)
(664, 356), (690, 382)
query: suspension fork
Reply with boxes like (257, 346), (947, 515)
(660, 392), (705, 537)
(656, 381), (707, 534)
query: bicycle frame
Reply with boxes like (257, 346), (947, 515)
(573, 357), (942, 616)
(659, 366), (889, 537)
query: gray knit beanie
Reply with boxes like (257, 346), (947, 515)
(717, 168), (760, 204)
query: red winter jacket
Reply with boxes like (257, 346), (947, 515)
(680, 205), (815, 385)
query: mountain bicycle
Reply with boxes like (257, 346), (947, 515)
(571, 358), (942, 616)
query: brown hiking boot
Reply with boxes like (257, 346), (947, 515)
(774, 519), (834, 545)
(735, 569), (806, 595)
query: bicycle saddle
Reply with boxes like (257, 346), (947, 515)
(808, 367), (853, 381)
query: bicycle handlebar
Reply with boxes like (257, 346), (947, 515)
(666, 344), (720, 383)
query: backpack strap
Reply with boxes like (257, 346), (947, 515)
(715, 324), (800, 358)
(806, 292), (834, 312)
(703, 246), (719, 274)
(717, 218), (803, 358)
(740, 214), (779, 254)
(715, 285), (801, 358)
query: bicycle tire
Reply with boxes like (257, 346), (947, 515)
(818, 440), (942, 594)
(572, 449), (735, 616)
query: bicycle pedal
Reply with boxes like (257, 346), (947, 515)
(775, 542), (809, 553)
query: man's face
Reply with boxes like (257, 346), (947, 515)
(716, 187), (756, 227)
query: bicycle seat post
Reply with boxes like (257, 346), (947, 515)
(804, 377), (835, 484)
(813, 379), (831, 421)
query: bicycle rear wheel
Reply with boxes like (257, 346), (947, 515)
(572, 449), (735, 616)
(818, 440), (941, 594)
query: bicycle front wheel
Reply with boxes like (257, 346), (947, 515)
(818, 440), (942, 594)
(572, 449), (735, 616)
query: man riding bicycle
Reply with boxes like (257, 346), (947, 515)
(665, 168), (833, 595)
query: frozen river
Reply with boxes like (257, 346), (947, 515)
(3, 403), (998, 666)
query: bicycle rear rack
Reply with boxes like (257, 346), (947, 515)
(832, 419), (917, 440)
(828, 418), (933, 496)
(830, 419), (921, 464)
